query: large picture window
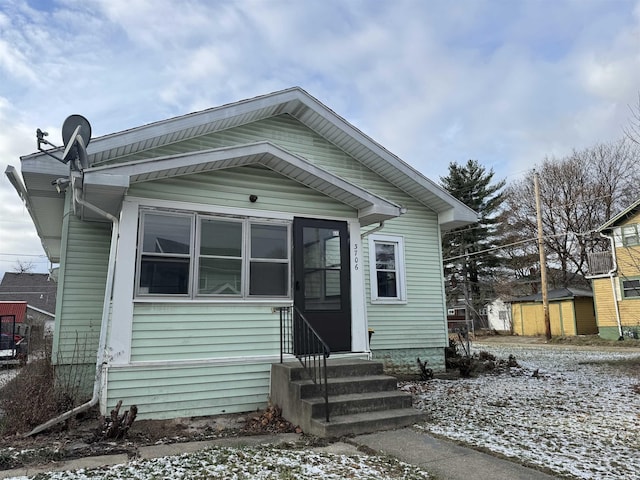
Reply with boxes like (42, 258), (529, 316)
(137, 209), (290, 298)
(367, 234), (406, 303)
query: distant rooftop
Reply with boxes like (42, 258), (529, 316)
(0, 272), (57, 314)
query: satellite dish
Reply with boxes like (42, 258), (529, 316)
(61, 115), (92, 170)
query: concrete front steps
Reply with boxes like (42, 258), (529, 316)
(270, 358), (424, 437)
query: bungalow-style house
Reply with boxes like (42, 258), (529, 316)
(587, 199), (640, 340)
(511, 288), (598, 337)
(6, 87), (477, 422)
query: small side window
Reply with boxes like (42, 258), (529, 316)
(622, 225), (640, 246)
(368, 234), (406, 303)
(622, 278), (640, 298)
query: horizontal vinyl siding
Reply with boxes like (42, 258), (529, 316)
(123, 115), (447, 353)
(130, 303), (281, 362)
(365, 204), (447, 350)
(127, 164), (355, 218)
(106, 361), (272, 419)
(54, 202), (111, 365)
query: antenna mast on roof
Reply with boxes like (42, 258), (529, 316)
(36, 115), (92, 172)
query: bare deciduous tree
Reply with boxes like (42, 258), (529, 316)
(623, 93), (640, 145)
(499, 138), (640, 292)
(12, 259), (35, 274)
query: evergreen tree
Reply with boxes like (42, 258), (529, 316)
(440, 159), (506, 328)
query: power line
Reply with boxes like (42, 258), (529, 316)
(443, 229), (597, 263)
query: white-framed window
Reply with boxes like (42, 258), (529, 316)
(622, 224), (640, 246)
(621, 277), (640, 299)
(367, 234), (406, 303)
(136, 209), (290, 298)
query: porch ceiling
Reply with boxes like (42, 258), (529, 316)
(84, 142), (402, 226)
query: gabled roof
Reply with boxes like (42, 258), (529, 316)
(10, 87), (478, 262)
(598, 198), (640, 231)
(511, 287), (593, 303)
(0, 272), (57, 314)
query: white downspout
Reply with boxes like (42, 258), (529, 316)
(360, 221), (385, 239)
(26, 180), (119, 436)
(601, 232), (623, 339)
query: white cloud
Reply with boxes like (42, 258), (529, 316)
(0, 0), (639, 276)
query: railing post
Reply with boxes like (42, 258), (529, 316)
(279, 307), (283, 364)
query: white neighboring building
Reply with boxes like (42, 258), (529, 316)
(487, 298), (511, 332)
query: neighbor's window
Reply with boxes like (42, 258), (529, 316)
(622, 278), (640, 298)
(368, 234), (406, 303)
(622, 225), (640, 246)
(137, 209), (290, 298)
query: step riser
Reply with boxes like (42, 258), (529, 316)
(310, 413), (424, 437)
(299, 378), (398, 398)
(288, 362), (384, 381)
(307, 394), (413, 418)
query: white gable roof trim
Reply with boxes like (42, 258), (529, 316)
(82, 142), (402, 226)
(21, 87), (477, 230)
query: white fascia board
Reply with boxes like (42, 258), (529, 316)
(82, 172), (130, 189)
(438, 207), (480, 231)
(20, 152), (69, 177)
(598, 198), (640, 231)
(84, 88), (304, 157)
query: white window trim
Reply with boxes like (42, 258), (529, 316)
(367, 233), (407, 304)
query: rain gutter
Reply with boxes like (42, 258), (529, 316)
(600, 232), (623, 340)
(26, 176), (119, 436)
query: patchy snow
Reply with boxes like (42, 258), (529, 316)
(3, 445), (431, 479)
(405, 343), (640, 480)
(0, 367), (18, 388)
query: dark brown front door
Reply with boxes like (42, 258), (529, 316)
(293, 218), (351, 352)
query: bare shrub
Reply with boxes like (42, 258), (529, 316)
(0, 354), (58, 435)
(0, 334), (94, 436)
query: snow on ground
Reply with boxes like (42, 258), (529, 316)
(4, 445), (431, 480)
(405, 343), (640, 480)
(0, 367), (18, 388)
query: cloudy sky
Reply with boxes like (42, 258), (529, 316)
(0, 0), (639, 277)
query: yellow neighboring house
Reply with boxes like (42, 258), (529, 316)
(511, 288), (598, 337)
(587, 199), (640, 340)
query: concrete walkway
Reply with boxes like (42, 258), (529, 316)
(353, 428), (559, 480)
(1, 429), (560, 479)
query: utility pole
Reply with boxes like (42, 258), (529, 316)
(534, 171), (552, 340)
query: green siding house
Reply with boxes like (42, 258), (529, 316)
(8, 88), (477, 420)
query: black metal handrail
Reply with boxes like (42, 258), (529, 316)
(279, 306), (331, 422)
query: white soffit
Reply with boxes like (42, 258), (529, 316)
(84, 142), (402, 226)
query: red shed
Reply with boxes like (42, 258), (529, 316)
(0, 301), (27, 323)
